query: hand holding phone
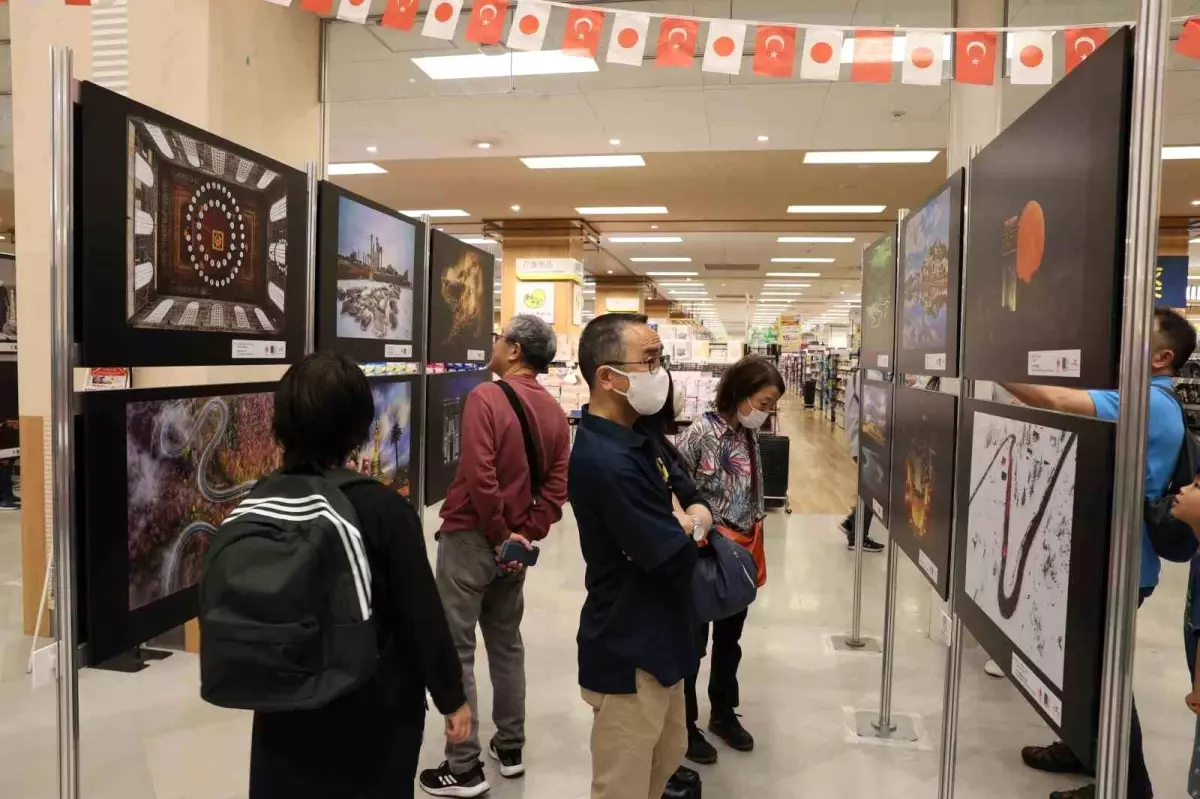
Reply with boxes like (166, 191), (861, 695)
(499, 539), (540, 567)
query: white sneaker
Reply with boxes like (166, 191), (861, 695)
(984, 659), (1004, 678)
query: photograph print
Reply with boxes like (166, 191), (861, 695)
(962, 28), (1132, 387)
(427, 231), (495, 366)
(0, 256), (16, 350)
(889, 387), (957, 599)
(317, 183), (425, 363)
(953, 399), (1115, 765)
(424, 370), (490, 506)
(79, 81), (307, 366)
(896, 170), (964, 377)
(860, 230), (898, 371)
(348, 376), (422, 504)
(858, 379), (893, 526)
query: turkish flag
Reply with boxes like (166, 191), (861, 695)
(656, 18), (699, 68)
(851, 30), (893, 82)
(382, 0), (419, 30)
(562, 8), (605, 56)
(1177, 18), (1200, 61)
(465, 0), (508, 45)
(1065, 27), (1107, 72)
(300, 0), (334, 12)
(753, 26), (796, 78)
(955, 31), (997, 85)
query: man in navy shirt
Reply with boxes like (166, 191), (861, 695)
(1002, 307), (1196, 799)
(569, 313), (713, 799)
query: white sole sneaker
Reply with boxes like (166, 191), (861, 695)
(419, 781), (490, 798)
(488, 744), (525, 778)
(983, 660), (1005, 678)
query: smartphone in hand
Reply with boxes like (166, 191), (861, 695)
(498, 540), (540, 567)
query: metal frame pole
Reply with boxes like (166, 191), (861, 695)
(49, 45), (80, 799)
(1095, 8), (1169, 799)
(872, 534), (900, 733)
(848, 494), (867, 646)
(304, 162), (318, 355)
(416, 216), (433, 514)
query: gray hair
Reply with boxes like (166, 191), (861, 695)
(578, 312), (648, 388)
(505, 314), (557, 373)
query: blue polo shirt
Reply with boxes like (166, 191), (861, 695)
(570, 408), (705, 694)
(1087, 375), (1185, 590)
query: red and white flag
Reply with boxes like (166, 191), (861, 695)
(422, 0), (464, 41)
(656, 18), (699, 68)
(1178, 18), (1200, 61)
(753, 26), (796, 78)
(955, 31), (996, 85)
(382, 0), (418, 30)
(507, 0), (550, 51)
(901, 31), (943, 86)
(562, 8), (605, 57)
(1010, 30), (1053, 85)
(465, 0), (507, 45)
(607, 11), (650, 67)
(335, 0), (370, 23)
(851, 30), (894, 82)
(1064, 26), (1107, 73)
(702, 20), (746, 74)
(300, 0), (333, 13)
(800, 28), (843, 81)
(262, 0), (293, 6)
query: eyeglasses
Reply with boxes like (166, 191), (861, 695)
(492, 333), (510, 344)
(603, 355), (664, 374)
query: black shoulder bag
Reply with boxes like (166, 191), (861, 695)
(495, 381), (542, 506)
(1144, 385), (1200, 563)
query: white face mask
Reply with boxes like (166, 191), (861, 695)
(738, 406), (769, 429)
(608, 366), (671, 416)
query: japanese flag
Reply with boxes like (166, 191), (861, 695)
(901, 31), (943, 86)
(423, 0), (464, 40)
(607, 11), (650, 67)
(507, 0), (550, 51)
(800, 28), (843, 81)
(1010, 30), (1053, 85)
(335, 0), (370, 23)
(702, 20), (747, 75)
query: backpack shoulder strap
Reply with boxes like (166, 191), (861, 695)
(321, 468), (379, 494)
(495, 380), (543, 496)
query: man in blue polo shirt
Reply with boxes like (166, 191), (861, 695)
(1002, 307), (1197, 799)
(569, 313), (713, 799)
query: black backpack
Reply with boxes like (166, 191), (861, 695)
(199, 469), (380, 712)
(1144, 386), (1200, 563)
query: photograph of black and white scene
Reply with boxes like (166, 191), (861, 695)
(424, 370), (490, 506)
(962, 28), (1132, 387)
(858, 379), (893, 526)
(427, 231), (494, 366)
(0, 255), (16, 349)
(953, 399), (1115, 767)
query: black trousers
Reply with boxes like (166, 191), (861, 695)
(1126, 588), (1153, 799)
(684, 607), (749, 727)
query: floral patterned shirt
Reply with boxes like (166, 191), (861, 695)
(676, 411), (763, 533)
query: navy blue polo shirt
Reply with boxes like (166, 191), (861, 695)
(570, 408), (705, 694)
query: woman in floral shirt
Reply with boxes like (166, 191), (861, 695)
(676, 356), (784, 765)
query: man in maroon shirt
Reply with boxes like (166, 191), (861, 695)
(419, 314), (571, 798)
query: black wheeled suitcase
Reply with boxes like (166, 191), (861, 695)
(759, 433), (790, 511)
(663, 766), (701, 798)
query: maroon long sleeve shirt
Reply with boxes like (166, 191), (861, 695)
(438, 373), (571, 547)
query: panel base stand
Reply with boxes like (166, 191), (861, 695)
(91, 646), (173, 673)
(829, 634), (882, 653)
(845, 707), (927, 749)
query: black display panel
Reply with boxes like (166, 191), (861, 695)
(78, 81), (307, 367)
(896, 170), (964, 377)
(0, 361), (16, 457)
(80, 382), (281, 665)
(962, 28), (1132, 387)
(889, 387), (957, 599)
(316, 183), (425, 365)
(424, 370), (490, 506)
(857, 378), (893, 526)
(953, 399), (1114, 767)
(0, 255), (16, 353)
(860, 231), (897, 372)
(350, 374), (424, 509)
(427, 231), (494, 366)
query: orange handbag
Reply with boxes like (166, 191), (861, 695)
(716, 520), (766, 588)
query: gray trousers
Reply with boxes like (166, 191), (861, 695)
(435, 530), (527, 771)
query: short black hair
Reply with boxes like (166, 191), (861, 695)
(1155, 307), (1197, 373)
(274, 352), (375, 468)
(578, 312), (648, 388)
(714, 355), (786, 415)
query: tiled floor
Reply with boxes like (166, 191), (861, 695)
(0, 404), (1197, 798)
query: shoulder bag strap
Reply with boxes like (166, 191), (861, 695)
(746, 426), (760, 510)
(495, 380), (543, 497)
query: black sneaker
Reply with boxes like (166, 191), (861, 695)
(488, 739), (524, 778)
(418, 761), (490, 797)
(685, 725), (718, 765)
(1050, 784), (1095, 799)
(708, 712), (754, 752)
(1021, 741), (1092, 776)
(846, 536), (886, 553)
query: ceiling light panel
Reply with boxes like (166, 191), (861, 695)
(577, 206), (669, 215)
(631, 257), (692, 263)
(412, 50), (599, 80)
(328, 162), (388, 175)
(771, 257), (835, 263)
(787, 205), (887, 214)
(645, 271), (698, 276)
(522, 155), (646, 169)
(1162, 146), (1200, 160)
(767, 273), (819, 278)
(803, 150), (940, 165)
(777, 236), (856, 243)
(607, 236), (684, 243)
(398, 209), (470, 218)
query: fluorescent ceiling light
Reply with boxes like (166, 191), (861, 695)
(788, 205), (887, 214)
(632, 257), (692, 263)
(328, 162), (387, 175)
(758, 299), (792, 304)
(764, 283), (811, 288)
(771, 257), (835, 263)
(457, 237), (491, 245)
(656, 282), (702, 287)
(761, 292), (804, 297)
(577, 206), (669, 215)
(522, 154), (646, 170)
(645, 271), (697, 276)
(767, 273), (820, 278)
(399, 209), (470, 218)
(777, 236), (856, 244)
(803, 150), (940, 165)
(1162, 146), (1200, 160)
(412, 50), (599, 80)
(608, 236), (684, 243)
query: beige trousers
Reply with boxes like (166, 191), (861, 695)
(582, 669), (688, 799)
